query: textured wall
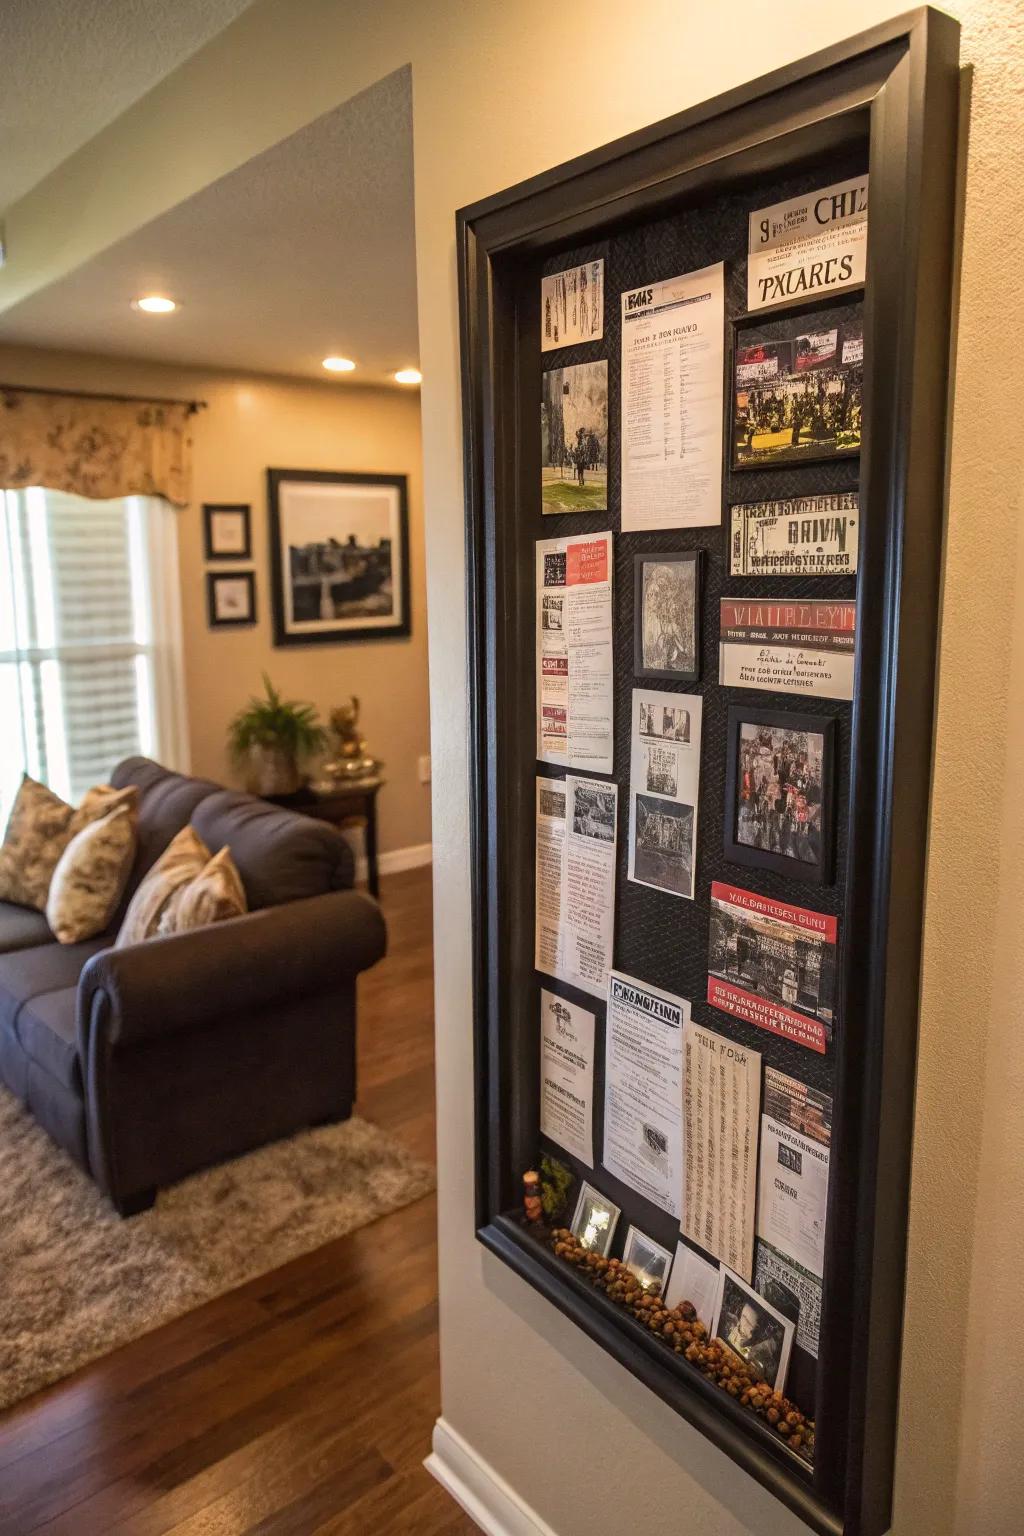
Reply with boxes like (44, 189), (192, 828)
(0, 345), (431, 855)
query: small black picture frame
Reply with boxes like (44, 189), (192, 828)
(730, 300), (863, 471)
(268, 468), (411, 647)
(203, 503), (252, 560)
(206, 570), (257, 628)
(633, 550), (703, 681)
(723, 705), (836, 884)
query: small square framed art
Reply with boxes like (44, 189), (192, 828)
(723, 705), (836, 884)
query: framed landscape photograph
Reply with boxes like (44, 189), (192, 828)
(634, 551), (702, 681)
(267, 469), (410, 647)
(207, 570), (256, 628)
(731, 307), (863, 469)
(540, 360), (608, 513)
(723, 706), (836, 884)
(203, 503), (251, 560)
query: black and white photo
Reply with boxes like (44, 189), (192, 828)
(712, 1267), (795, 1392)
(632, 795), (694, 896)
(622, 1227), (674, 1293)
(634, 551), (702, 680)
(541, 361), (608, 513)
(268, 469), (410, 646)
(724, 707), (836, 883)
(203, 503), (251, 560)
(571, 781), (616, 843)
(638, 700), (690, 743)
(206, 570), (256, 628)
(569, 1180), (620, 1256)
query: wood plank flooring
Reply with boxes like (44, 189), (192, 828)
(0, 866), (476, 1536)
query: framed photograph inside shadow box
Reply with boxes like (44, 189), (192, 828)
(634, 551), (703, 682)
(267, 469), (410, 647)
(723, 706), (836, 885)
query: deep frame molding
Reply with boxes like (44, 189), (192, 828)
(457, 11), (960, 1535)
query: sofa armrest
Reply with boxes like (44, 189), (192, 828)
(78, 889), (386, 1051)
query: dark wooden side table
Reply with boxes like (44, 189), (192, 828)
(267, 777), (384, 899)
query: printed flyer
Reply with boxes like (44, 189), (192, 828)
(747, 177), (868, 311)
(540, 989), (595, 1166)
(603, 971), (687, 1218)
(707, 881), (837, 1053)
(627, 689), (703, 901)
(534, 774), (618, 1002)
(536, 532), (614, 771)
(729, 493), (859, 578)
(718, 597), (856, 700)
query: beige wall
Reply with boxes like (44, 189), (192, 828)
(0, 344), (431, 856)
(2, 1), (1023, 1531)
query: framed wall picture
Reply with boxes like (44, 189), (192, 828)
(207, 570), (256, 628)
(569, 1181), (620, 1256)
(731, 303), (863, 470)
(633, 551), (702, 681)
(267, 469), (410, 647)
(203, 503), (252, 560)
(723, 706), (836, 884)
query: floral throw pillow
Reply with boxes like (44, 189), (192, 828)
(157, 846), (247, 936)
(115, 825), (211, 947)
(0, 776), (137, 913)
(46, 803), (139, 944)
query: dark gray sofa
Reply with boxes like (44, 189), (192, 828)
(0, 757), (386, 1214)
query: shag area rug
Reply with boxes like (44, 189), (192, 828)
(0, 1086), (435, 1411)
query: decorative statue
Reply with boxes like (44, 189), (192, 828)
(322, 696), (380, 781)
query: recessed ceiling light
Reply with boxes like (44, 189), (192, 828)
(322, 356), (356, 373)
(132, 295), (178, 314)
(394, 368), (422, 386)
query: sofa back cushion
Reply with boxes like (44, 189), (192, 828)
(110, 757), (220, 900)
(192, 790), (354, 909)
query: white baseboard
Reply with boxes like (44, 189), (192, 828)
(353, 841), (433, 882)
(425, 1417), (557, 1536)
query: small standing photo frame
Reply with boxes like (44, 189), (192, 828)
(569, 1181), (620, 1257)
(622, 1226), (674, 1294)
(723, 706), (836, 885)
(634, 551), (702, 682)
(207, 570), (257, 628)
(711, 1267), (795, 1393)
(203, 503), (252, 560)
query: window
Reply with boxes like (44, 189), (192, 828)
(0, 488), (188, 825)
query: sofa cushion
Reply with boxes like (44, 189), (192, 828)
(0, 776), (137, 912)
(158, 845), (248, 936)
(15, 987), (80, 1091)
(110, 757), (221, 899)
(47, 802), (138, 944)
(0, 901), (52, 955)
(116, 826), (211, 948)
(193, 791), (354, 909)
(0, 938), (107, 1037)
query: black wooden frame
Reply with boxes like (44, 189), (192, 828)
(202, 502), (252, 561)
(206, 568), (256, 628)
(457, 11), (959, 1535)
(633, 550), (703, 682)
(723, 705), (837, 886)
(266, 468), (411, 647)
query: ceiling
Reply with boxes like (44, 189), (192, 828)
(0, 0), (259, 212)
(0, 68), (419, 384)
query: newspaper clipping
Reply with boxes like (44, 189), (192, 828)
(628, 689), (703, 900)
(603, 972), (688, 1218)
(621, 264), (725, 531)
(540, 989), (595, 1167)
(755, 1241), (823, 1359)
(707, 881), (836, 1054)
(729, 493), (859, 578)
(747, 177), (868, 312)
(542, 259), (604, 351)
(719, 597), (856, 700)
(536, 532), (614, 773)
(535, 775), (617, 1001)
(681, 1018), (761, 1282)
(757, 1108), (830, 1278)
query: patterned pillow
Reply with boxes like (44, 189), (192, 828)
(0, 776), (138, 913)
(46, 803), (138, 944)
(157, 845), (247, 936)
(116, 825), (211, 947)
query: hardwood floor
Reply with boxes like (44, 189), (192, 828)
(0, 866), (477, 1536)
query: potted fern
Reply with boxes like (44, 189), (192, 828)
(227, 674), (327, 796)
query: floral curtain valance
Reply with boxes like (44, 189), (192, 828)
(0, 389), (194, 507)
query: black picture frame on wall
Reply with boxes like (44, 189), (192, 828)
(206, 570), (256, 628)
(723, 705), (837, 885)
(458, 11), (960, 1536)
(633, 550), (703, 682)
(267, 468), (411, 647)
(203, 503), (252, 560)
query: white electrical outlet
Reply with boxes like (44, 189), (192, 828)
(418, 754), (432, 785)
